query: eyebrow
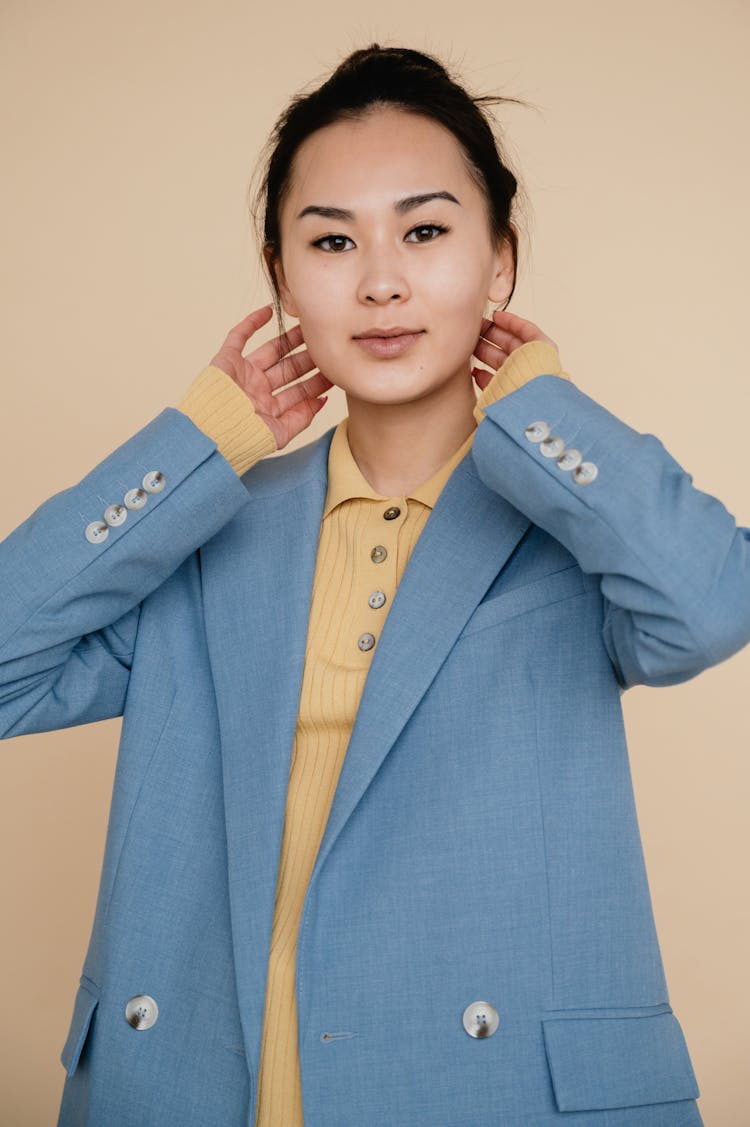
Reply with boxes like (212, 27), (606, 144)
(296, 190), (461, 222)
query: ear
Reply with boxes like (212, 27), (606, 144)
(487, 234), (516, 305)
(264, 245), (299, 318)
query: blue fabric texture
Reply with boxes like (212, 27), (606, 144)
(2, 375), (748, 1126)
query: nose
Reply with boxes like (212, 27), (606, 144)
(357, 246), (411, 305)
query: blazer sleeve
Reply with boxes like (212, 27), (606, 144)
(0, 406), (256, 738)
(470, 363), (750, 690)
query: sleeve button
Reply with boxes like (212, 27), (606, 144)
(124, 488), (148, 510)
(524, 421), (550, 442)
(573, 461), (598, 485)
(104, 503), (127, 527)
(556, 447), (583, 471)
(142, 471), (166, 494)
(85, 520), (109, 544)
(539, 435), (566, 458)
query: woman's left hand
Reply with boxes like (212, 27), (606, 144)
(472, 309), (559, 391)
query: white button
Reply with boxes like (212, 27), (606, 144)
(85, 520), (109, 544)
(142, 471), (165, 494)
(103, 503), (127, 527)
(125, 994), (159, 1030)
(124, 488), (148, 510)
(462, 1000), (500, 1038)
(539, 435), (566, 458)
(556, 447), (583, 471)
(368, 591), (387, 610)
(358, 633), (376, 652)
(573, 461), (598, 485)
(524, 421), (550, 442)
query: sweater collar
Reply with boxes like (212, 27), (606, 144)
(323, 416), (476, 519)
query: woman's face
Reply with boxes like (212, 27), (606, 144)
(271, 106), (514, 409)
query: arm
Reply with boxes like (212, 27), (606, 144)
(0, 406), (262, 738)
(471, 323), (750, 690)
(0, 306), (330, 738)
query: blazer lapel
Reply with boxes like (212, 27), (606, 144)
(198, 429), (333, 1044)
(309, 451), (532, 886)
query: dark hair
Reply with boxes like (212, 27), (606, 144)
(249, 44), (529, 335)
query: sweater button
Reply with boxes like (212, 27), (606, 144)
(370, 545), (388, 563)
(357, 633), (376, 652)
(383, 506), (401, 520)
(368, 590), (386, 610)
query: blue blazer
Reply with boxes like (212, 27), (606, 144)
(2, 372), (749, 1126)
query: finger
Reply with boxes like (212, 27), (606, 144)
(249, 323), (305, 369)
(491, 308), (555, 347)
(479, 322), (524, 352)
(276, 391), (330, 444)
(273, 370), (334, 413)
(473, 339), (507, 369)
(490, 308), (543, 338)
(472, 366), (494, 391)
(264, 346), (318, 391)
(221, 305), (274, 352)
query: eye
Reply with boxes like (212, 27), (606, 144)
(312, 234), (355, 253)
(405, 223), (449, 243)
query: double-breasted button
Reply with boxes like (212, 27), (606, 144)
(85, 520), (109, 544)
(573, 461), (598, 485)
(524, 421), (550, 442)
(462, 1000), (500, 1039)
(357, 632), (376, 652)
(142, 470), (166, 494)
(370, 545), (388, 564)
(125, 994), (159, 1030)
(368, 591), (386, 610)
(540, 435), (566, 458)
(383, 506), (401, 520)
(124, 487), (148, 510)
(103, 503), (127, 527)
(556, 447), (583, 471)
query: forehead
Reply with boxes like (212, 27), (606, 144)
(281, 108), (478, 217)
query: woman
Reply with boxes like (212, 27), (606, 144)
(2, 44), (748, 1127)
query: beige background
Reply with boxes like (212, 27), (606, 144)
(1, 1), (748, 1123)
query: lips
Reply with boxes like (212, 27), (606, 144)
(353, 331), (424, 358)
(353, 327), (423, 339)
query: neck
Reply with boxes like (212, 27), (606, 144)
(345, 373), (478, 496)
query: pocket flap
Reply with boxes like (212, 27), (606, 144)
(61, 977), (100, 1078)
(542, 1010), (700, 1111)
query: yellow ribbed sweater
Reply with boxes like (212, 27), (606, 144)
(176, 341), (570, 1125)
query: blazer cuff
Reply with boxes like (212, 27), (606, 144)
(177, 365), (277, 476)
(474, 340), (571, 424)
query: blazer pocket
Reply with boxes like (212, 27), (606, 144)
(60, 975), (100, 1078)
(541, 1007), (700, 1111)
(460, 565), (586, 638)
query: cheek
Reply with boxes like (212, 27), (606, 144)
(428, 246), (491, 311)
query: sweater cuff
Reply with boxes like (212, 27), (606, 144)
(473, 340), (571, 424)
(177, 365), (277, 476)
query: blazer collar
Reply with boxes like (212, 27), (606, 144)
(309, 443), (532, 888)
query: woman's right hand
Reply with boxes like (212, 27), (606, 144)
(209, 304), (333, 449)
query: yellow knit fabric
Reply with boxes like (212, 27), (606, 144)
(473, 339), (569, 423)
(254, 418), (475, 1124)
(178, 364), (278, 472)
(176, 342), (569, 1124)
